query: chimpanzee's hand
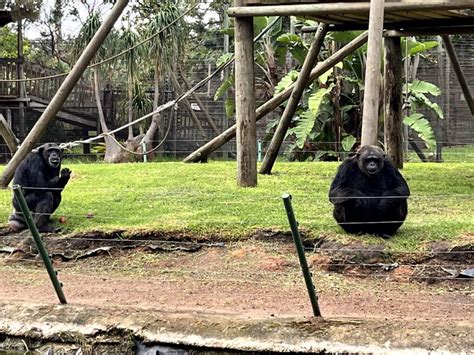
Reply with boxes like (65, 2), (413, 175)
(60, 168), (71, 180)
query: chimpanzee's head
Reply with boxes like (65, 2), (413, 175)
(356, 145), (385, 176)
(37, 143), (63, 169)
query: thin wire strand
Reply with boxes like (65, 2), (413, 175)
(1, 260), (472, 286)
(3, 186), (473, 200)
(2, 236), (473, 255)
(60, 16), (283, 152)
(0, 2), (200, 83)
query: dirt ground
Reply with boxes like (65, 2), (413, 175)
(0, 231), (473, 353)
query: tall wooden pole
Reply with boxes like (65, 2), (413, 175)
(361, 0), (385, 147)
(260, 23), (329, 175)
(183, 31), (369, 163)
(0, 0), (129, 188)
(169, 70), (206, 137)
(441, 35), (474, 117)
(223, 5), (230, 159)
(0, 114), (18, 154)
(234, 0), (256, 187)
(17, 20), (26, 139)
(384, 37), (403, 169)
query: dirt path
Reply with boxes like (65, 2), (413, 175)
(0, 236), (473, 353)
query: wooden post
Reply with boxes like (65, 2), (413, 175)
(260, 23), (329, 175)
(0, 0), (129, 188)
(169, 70), (206, 138)
(234, 0), (256, 187)
(384, 37), (403, 169)
(435, 36), (444, 162)
(441, 35), (474, 117)
(0, 114), (19, 154)
(361, 0), (385, 147)
(183, 31), (368, 163)
(17, 20), (26, 139)
(223, 5), (230, 159)
(177, 67), (220, 135)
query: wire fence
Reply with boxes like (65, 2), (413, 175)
(0, 5), (472, 314)
(1, 142), (474, 163)
(1, 28), (473, 164)
(0, 186), (472, 313)
(0, 185), (472, 238)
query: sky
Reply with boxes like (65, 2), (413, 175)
(25, 0), (116, 40)
(24, 1), (218, 40)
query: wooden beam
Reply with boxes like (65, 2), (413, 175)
(330, 18), (474, 32)
(361, 0), (385, 146)
(234, 0), (257, 187)
(384, 37), (403, 169)
(303, 26), (474, 36)
(29, 102), (97, 129)
(178, 67), (221, 135)
(408, 138), (428, 162)
(0, 0), (129, 188)
(169, 70), (207, 137)
(441, 35), (474, 117)
(228, 2), (474, 17)
(183, 31), (368, 163)
(385, 27), (474, 36)
(0, 114), (18, 154)
(259, 23), (329, 175)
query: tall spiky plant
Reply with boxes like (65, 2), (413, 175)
(138, 0), (186, 156)
(120, 22), (144, 140)
(72, 11), (123, 163)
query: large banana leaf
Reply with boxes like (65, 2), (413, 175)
(404, 113), (437, 151)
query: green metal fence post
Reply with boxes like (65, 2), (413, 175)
(12, 185), (67, 304)
(282, 193), (321, 317)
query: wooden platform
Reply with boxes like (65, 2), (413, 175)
(231, 1), (474, 32)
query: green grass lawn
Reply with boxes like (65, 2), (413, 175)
(406, 144), (474, 163)
(0, 158), (473, 251)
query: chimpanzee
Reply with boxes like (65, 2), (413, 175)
(8, 143), (71, 233)
(328, 145), (410, 237)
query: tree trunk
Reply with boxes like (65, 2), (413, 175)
(93, 67), (124, 163)
(127, 68), (134, 140)
(234, 6), (257, 187)
(384, 37), (404, 169)
(141, 59), (163, 160)
(361, 0), (385, 146)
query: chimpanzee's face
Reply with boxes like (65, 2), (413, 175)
(356, 146), (385, 176)
(39, 143), (62, 169)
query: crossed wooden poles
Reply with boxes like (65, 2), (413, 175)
(1, 0), (474, 189)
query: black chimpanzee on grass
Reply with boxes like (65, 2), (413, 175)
(328, 145), (410, 237)
(8, 143), (71, 233)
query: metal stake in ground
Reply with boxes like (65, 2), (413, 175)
(12, 185), (67, 304)
(282, 193), (321, 317)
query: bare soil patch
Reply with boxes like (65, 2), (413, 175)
(0, 230), (472, 318)
(0, 230), (473, 352)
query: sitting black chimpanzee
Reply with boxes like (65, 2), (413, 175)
(8, 143), (71, 233)
(328, 145), (410, 237)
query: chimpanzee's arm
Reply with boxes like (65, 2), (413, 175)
(328, 159), (364, 205)
(378, 163), (410, 211)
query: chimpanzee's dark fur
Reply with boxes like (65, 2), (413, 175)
(328, 145), (410, 237)
(8, 143), (71, 233)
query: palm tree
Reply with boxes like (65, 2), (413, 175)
(120, 23), (143, 140)
(72, 11), (123, 163)
(139, 1), (186, 157)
